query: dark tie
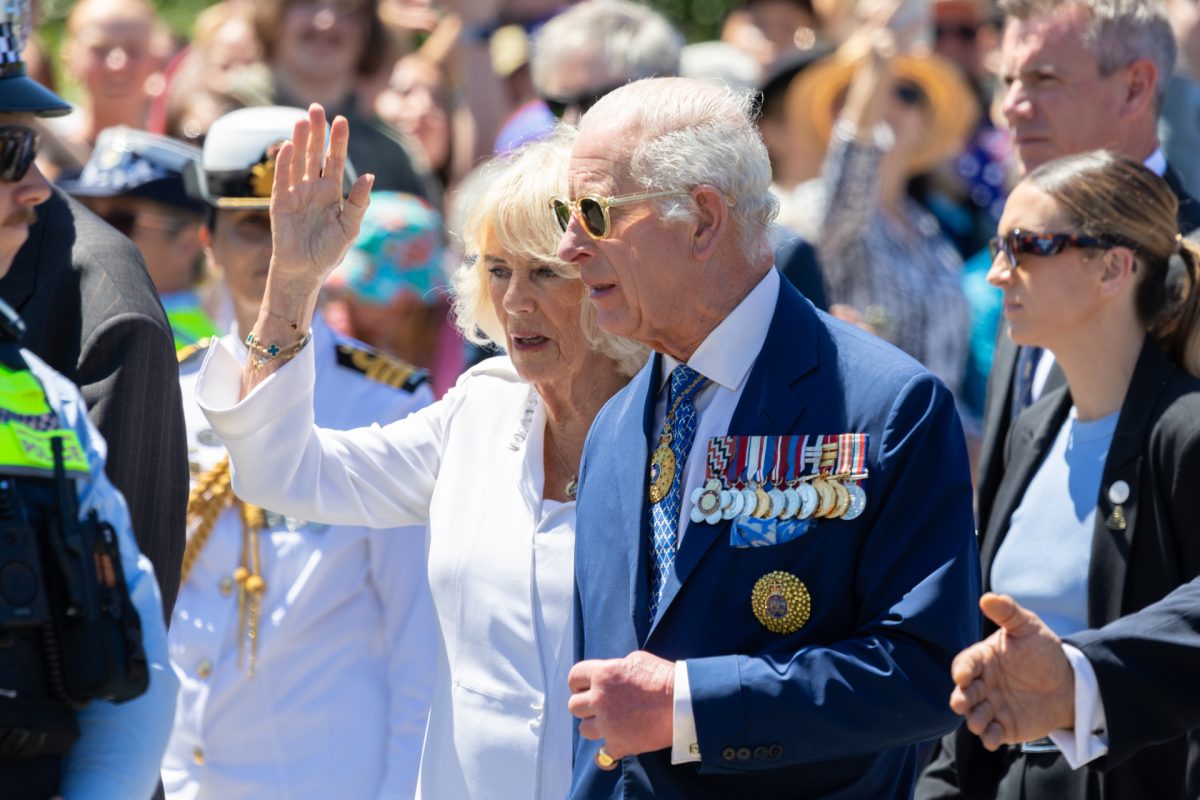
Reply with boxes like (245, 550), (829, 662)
(1011, 345), (1043, 418)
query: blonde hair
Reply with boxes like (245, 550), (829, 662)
(450, 129), (648, 377)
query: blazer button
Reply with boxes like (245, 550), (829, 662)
(753, 746), (769, 759)
(736, 747), (751, 761)
(768, 744), (783, 758)
(192, 746), (205, 765)
(721, 747), (737, 761)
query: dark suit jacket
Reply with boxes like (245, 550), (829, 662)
(1068, 576), (1200, 770)
(0, 189), (187, 619)
(975, 165), (1200, 535)
(571, 279), (981, 798)
(918, 337), (1200, 799)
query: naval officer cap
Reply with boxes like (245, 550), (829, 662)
(184, 105), (357, 210)
(0, 0), (71, 117)
(59, 127), (206, 215)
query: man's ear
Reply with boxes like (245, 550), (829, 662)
(198, 224), (222, 278)
(691, 185), (728, 261)
(1121, 58), (1158, 121)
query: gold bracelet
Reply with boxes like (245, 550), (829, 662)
(245, 330), (312, 368)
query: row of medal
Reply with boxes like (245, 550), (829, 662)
(688, 434), (869, 525)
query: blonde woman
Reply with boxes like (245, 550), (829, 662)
(194, 106), (644, 800)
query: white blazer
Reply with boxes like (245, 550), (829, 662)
(163, 320), (438, 799)
(196, 344), (575, 800)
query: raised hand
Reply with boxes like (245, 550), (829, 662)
(949, 593), (1076, 751)
(267, 103), (373, 298)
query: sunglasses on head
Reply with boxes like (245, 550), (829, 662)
(989, 229), (1122, 268)
(542, 85), (623, 120)
(550, 189), (687, 240)
(0, 126), (40, 184)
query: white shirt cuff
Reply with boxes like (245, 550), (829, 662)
(1048, 643), (1109, 768)
(671, 660), (702, 764)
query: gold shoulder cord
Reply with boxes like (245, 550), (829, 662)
(183, 455), (269, 677)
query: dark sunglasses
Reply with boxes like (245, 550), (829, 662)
(934, 22), (980, 42)
(894, 81), (927, 107)
(0, 126), (40, 183)
(100, 208), (189, 238)
(988, 229), (1122, 268)
(550, 189), (686, 239)
(542, 85), (623, 120)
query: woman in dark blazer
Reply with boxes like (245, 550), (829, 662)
(917, 151), (1200, 799)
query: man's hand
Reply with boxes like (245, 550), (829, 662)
(949, 593), (1076, 750)
(568, 650), (675, 765)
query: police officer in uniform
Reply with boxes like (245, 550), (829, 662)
(59, 127), (221, 352)
(162, 106), (437, 799)
(0, 6), (177, 796)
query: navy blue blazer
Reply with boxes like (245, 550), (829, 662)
(570, 279), (981, 799)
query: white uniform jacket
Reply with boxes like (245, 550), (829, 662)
(195, 345), (576, 800)
(162, 318), (438, 800)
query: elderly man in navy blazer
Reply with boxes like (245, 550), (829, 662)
(557, 76), (981, 799)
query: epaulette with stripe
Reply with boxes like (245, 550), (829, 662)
(177, 337), (214, 366)
(334, 343), (429, 393)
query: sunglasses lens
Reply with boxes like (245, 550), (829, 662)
(578, 197), (607, 238)
(102, 210), (137, 237)
(895, 82), (925, 107)
(544, 98), (568, 120)
(0, 128), (37, 183)
(551, 199), (571, 232)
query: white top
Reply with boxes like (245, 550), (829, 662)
(991, 408), (1118, 638)
(163, 318), (438, 800)
(195, 344), (576, 800)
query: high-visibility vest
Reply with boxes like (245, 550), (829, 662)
(167, 303), (221, 352)
(0, 360), (89, 479)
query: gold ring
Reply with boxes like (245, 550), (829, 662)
(595, 746), (618, 770)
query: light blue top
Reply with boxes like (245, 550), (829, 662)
(22, 347), (178, 800)
(991, 407), (1119, 637)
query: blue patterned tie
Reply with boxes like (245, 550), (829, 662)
(649, 364), (707, 621)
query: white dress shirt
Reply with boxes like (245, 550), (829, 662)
(163, 318), (438, 799)
(194, 345), (576, 800)
(654, 268), (781, 763)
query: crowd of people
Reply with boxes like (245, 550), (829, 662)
(2, 0), (1200, 797)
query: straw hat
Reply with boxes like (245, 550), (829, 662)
(786, 48), (978, 175)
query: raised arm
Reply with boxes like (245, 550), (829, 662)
(242, 103), (374, 397)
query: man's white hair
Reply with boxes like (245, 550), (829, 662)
(579, 77), (779, 263)
(530, 0), (683, 95)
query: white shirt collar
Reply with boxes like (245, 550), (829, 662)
(659, 268), (780, 393)
(1145, 147), (1167, 177)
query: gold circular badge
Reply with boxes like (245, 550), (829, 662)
(829, 478), (851, 519)
(648, 444), (676, 505)
(751, 571), (812, 634)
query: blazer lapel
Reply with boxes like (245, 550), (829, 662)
(979, 389), (1072, 592)
(1087, 338), (1174, 626)
(619, 354), (659, 645)
(648, 282), (819, 636)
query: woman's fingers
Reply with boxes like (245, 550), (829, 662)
(324, 115), (350, 187)
(272, 141), (294, 205)
(289, 117), (309, 190)
(306, 104), (327, 182)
